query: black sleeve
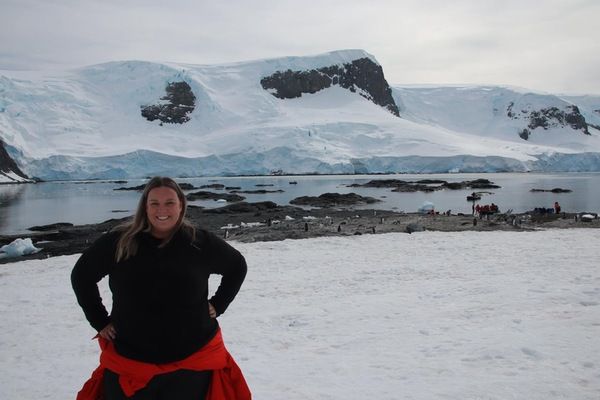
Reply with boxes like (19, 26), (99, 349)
(71, 232), (118, 331)
(202, 231), (248, 316)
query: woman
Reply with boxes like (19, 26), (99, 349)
(72, 177), (250, 400)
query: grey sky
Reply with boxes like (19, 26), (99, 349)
(1, 0), (599, 94)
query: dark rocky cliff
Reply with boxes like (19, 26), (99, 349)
(260, 58), (400, 117)
(526, 105), (589, 134)
(507, 102), (591, 140)
(0, 139), (29, 181)
(141, 81), (196, 124)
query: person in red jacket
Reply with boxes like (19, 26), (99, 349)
(72, 176), (250, 400)
(554, 201), (561, 214)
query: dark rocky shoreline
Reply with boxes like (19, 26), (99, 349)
(1, 201), (598, 264)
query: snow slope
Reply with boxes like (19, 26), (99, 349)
(393, 85), (600, 150)
(1, 50), (600, 179)
(1, 230), (599, 399)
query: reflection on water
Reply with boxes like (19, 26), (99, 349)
(0, 173), (599, 235)
(0, 184), (26, 233)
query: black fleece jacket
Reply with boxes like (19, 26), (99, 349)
(71, 228), (247, 363)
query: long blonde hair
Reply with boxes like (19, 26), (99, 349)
(115, 176), (195, 262)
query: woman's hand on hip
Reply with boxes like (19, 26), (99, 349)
(208, 302), (217, 318)
(99, 322), (117, 341)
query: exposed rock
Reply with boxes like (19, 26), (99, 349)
(225, 186), (241, 190)
(114, 182), (196, 191)
(186, 191), (245, 202)
(530, 188), (572, 193)
(506, 102), (516, 119)
(519, 128), (531, 140)
(2, 205), (598, 264)
(231, 189), (285, 194)
(260, 57), (400, 116)
(348, 179), (407, 188)
(349, 178), (500, 192)
(405, 223), (424, 234)
(392, 184), (437, 193)
(178, 183), (196, 190)
(507, 102), (590, 140)
(203, 201), (280, 214)
(141, 81), (196, 124)
(290, 192), (381, 207)
(28, 222), (74, 231)
(415, 179), (447, 184)
(459, 179), (501, 189)
(0, 139), (30, 182)
(527, 106), (589, 135)
(114, 184), (146, 191)
(199, 184), (225, 190)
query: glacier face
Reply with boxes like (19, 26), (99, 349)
(1, 50), (600, 180)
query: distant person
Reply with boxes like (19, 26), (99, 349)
(71, 176), (250, 400)
(490, 203), (498, 213)
(554, 201), (561, 214)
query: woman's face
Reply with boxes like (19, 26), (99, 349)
(146, 186), (183, 238)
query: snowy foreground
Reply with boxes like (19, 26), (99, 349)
(1, 230), (599, 400)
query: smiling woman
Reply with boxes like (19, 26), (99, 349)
(114, 177), (192, 262)
(70, 176), (251, 400)
(145, 186), (183, 238)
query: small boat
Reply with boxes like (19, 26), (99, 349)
(289, 181), (298, 185)
(467, 194), (481, 201)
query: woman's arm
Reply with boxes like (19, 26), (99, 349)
(203, 232), (248, 317)
(71, 233), (117, 332)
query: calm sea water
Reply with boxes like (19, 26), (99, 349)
(1, 173), (599, 235)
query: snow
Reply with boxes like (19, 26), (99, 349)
(0, 170), (32, 183)
(1, 230), (599, 399)
(1, 50), (600, 179)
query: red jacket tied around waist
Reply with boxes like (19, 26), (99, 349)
(77, 329), (251, 400)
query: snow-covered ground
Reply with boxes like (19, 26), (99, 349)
(1, 230), (599, 399)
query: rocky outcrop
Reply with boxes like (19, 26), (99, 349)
(530, 188), (572, 193)
(507, 103), (590, 140)
(260, 58), (400, 116)
(186, 191), (245, 202)
(348, 178), (500, 192)
(231, 189), (284, 194)
(141, 81), (196, 124)
(0, 139), (30, 183)
(290, 192), (381, 207)
(202, 201), (280, 214)
(527, 105), (589, 134)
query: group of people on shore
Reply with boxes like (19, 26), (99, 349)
(473, 203), (499, 218)
(471, 199), (563, 217)
(532, 201), (562, 215)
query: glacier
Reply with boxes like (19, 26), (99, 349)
(1, 49), (600, 180)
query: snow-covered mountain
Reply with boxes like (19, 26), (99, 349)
(1, 49), (599, 180)
(393, 85), (598, 150)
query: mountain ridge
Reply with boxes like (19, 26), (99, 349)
(1, 49), (600, 180)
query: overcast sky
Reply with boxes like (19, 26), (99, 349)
(1, 0), (599, 94)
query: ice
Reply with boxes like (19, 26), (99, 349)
(0, 238), (41, 259)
